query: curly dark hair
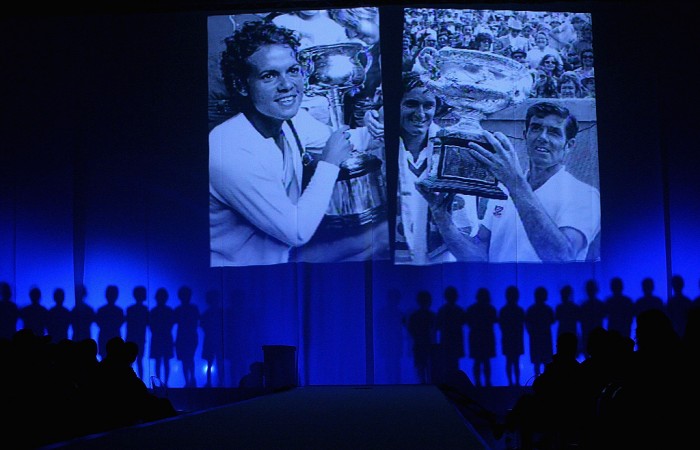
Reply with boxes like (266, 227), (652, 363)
(220, 19), (300, 98)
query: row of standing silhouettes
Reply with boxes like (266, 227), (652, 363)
(0, 282), (224, 388)
(405, 275), (700, 387)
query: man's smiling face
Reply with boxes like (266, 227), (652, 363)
(525, 114), (574, 171)
(244, 44), (304, 121)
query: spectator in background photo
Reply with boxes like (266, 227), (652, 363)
(526, 31), (563, 70)
(558, 71), (584, 98)
(510, 48), (528, 67)
(498, 17), (530, 56)
(533, 53), (564, 98)
(471, 32), (494, 52)
(573, 49), (595, 82)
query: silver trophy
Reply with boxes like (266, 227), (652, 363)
(417, 47), (533, 199)
(299, 42), (386, 228)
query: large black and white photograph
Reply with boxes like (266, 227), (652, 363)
(396, 8), (600, 264)
(208, 8), (389, 267)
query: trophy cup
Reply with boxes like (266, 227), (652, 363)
(416, 47), (533, 199)
(298, 42), (387, 229)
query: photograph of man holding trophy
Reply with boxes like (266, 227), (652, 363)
(208, 10), (389, 266)
(402, 8), (601, 263)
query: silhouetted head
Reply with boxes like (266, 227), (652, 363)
(105, 336), (125, 360)
(556, 332), (578, 360)
(610, 277), (623, 295)
(53, 288), (65, 305)
(105, 285), (119, 303)
(155, 288), (169, 305)
(635, 308), (681, 355)
(133, 286), (147, 303)
(444, 286), (458, 304)
(124, 340), (139, 364)
(75, 283), (88, 304)
(586, 326), (609, 358)
(560, 285), (573, 302)
(77, 338), (98, 360)
(671, 274), (684, 293)
(585, 279), (599, 298)
(29, 286), (42, 304)
(534, 286), (548, 303)
(641, 277), (655, 295)
(250, 361), (264, 375)
(178, 286), (192, 303)
(505, 285), (519, 305)
(416, 290), (432, 309)
(476, 287), (491, 304)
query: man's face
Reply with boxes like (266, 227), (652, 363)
(400, 87), (437, 139)
(525, 114), (574, 171)
(243, 44), (304, 121)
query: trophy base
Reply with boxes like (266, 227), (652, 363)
(425, 135), (507, 200)
(320, 205), (387, 230)
(417, 177), (507, 200)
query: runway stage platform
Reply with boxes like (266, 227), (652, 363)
(46, 385), (493, 449)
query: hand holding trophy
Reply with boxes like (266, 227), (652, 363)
(298, 42), (386, 229)
(415, 47), (533, 199)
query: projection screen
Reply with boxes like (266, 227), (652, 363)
(208, 7), (599, 267)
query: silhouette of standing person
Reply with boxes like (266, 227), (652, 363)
(525, 286), (555, 377)
(174, 285), (200, 388)
(126, 285), (149, 380)
(200, 289), (224, 387)
(95, 284), (125, 360)
(71, 283), (95, 342)
(604, 276), (635, 340)
(499, 285), (525, 386)
(555, 284), (581, 356)
(47, 287), (71, 343)
(579, 279), (605, 355)
(19, 286), (49, 337)
(667, 274), (692, 337)
(635, 276), (664, 317)
(464, 287), (498, 387)
(149, 287), (175, 387)
(406, 290), (437, 384)
(0, 281), (19, 340)
(435, 286), (466, 381)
